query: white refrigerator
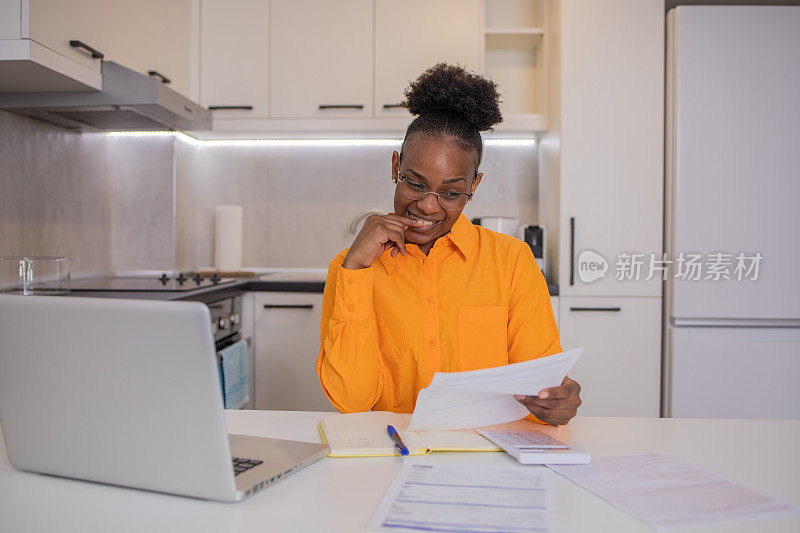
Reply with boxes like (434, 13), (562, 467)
(664, 6), (800, 419)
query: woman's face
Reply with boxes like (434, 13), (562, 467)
(392, 136), (482, 254)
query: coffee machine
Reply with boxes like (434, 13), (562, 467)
(523, 225), (546, 277)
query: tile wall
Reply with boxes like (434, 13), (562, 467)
(0, 111), (174, 274)
(176, 139), (539, 268)
(1, 111), (539, 272)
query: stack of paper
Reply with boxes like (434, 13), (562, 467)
(408, 348), (582, 431)
(550, 452), (799, 530)
(369, 461), (557, 532)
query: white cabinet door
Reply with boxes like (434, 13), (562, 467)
(200, 0), (268, 119)
(559, 296), (661, 417)
(270, 0), (373, 118)
(557, 0), (664, 297)
(27, 0), (103, 70)
(101, 0), (193, 98)
(0, 0), (102, 91)
(374, 0), (481, 117)
(253, 292), (335, 412)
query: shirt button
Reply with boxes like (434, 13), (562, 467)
(426, 297), (435, 304)
(428, 339), (436, 347)
(345, 278), (355, 285)
(347, 305), (354, 312)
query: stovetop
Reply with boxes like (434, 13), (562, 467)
(70, 273), (236, 292)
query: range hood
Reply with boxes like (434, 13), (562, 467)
(0, 61), (210, 132)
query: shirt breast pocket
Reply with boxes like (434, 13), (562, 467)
(457, 306), (508, 371)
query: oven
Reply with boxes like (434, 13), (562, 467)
(207, 294), (253, 410)
(208, 294), (243, 348)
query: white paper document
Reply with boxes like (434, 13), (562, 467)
(549, 451), (798, 530)
(408, 348), (582, 431)
(368, 461), (557, 532)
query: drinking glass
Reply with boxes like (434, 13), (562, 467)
(0, 257), (71, 295)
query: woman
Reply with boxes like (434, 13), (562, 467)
(316, 64), (581, 425)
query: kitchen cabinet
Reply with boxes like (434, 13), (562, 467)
(26, 0), (103, 71)
(203, 0), (540, 131)
(536, 0), (664, 419)
(270, 0), (373, 118)
(200, 0), (268, 119)
(101, 0), (193, 98)
(552, 0), (664, 298)
(0, 0), (103, 91)
(559, 296), (661, 417)
(559, 0), (664, 296)
(253, 292), (335, 412)
(374, 0), (481, 118)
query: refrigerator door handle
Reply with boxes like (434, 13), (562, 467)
(672, 318), (800, 328)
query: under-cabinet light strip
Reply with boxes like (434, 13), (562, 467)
(104, 131), (535, 147)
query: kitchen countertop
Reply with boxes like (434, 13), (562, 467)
(67, 270), (559, 302)
(2, 412), (797, 532)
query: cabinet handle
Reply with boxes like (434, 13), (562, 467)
(69, 40), (104, 59)
(148, 70), (171, 84)
(569, 307), (621, 312)
(263, 304), (314, 309)
(208, 105), (254, 111)
(383, 103), (405, 109)
(569, 216), (575, 286)
(318, 105), (364, 110)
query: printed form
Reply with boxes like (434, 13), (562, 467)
(369, 461), (556, 532)
(549, 451), (798, 530)
(408, 348), (582, 431)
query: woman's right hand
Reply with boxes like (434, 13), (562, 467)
(342, 214), (422, 270)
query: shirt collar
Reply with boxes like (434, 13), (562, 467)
(378, 214), (477, 276)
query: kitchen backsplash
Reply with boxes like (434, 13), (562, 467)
(1, 111), (539, 271)
(176, 139), (539, 268)
(0, 111), (174, 274)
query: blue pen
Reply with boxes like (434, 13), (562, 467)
(387, 425), (409, 456)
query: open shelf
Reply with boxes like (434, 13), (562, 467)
(485, 0), (544, 29)
(482, 1), (547, 121)
(482, 1), (547, 124)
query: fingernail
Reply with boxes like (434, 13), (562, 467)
(514, 395), (524, 401)
(540, 391), (549, 399)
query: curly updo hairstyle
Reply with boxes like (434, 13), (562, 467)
(401, 63), (502, 176)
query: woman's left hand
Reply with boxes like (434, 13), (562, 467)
(514, 376), (582, 425)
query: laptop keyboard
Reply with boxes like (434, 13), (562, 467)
(232, 457), (263, 476)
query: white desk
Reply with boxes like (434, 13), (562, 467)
(1, 412), (798, 532)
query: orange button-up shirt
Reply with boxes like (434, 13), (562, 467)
(316, 214), (561, 414)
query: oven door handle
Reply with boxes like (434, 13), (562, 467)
(215, 332), (242, 352)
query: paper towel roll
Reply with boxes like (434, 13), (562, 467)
(215, 205), (243, 272)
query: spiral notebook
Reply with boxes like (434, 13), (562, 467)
(318, 411), (502, 457)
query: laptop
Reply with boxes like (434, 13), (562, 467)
(0, 295), (329, 502)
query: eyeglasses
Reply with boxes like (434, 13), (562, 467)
(392, 175), (473, 211)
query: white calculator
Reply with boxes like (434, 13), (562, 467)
(478, 429), (591, 465)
